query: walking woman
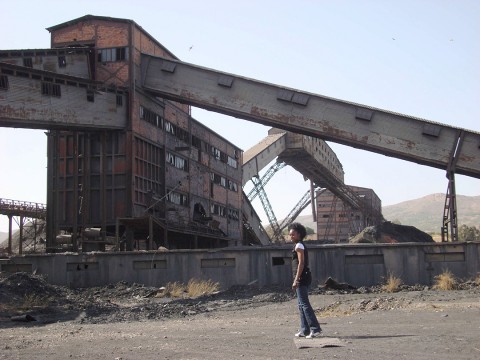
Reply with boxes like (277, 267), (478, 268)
(288, 222), (322, 338)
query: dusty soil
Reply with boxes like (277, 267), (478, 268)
(1, 273), (479, 359)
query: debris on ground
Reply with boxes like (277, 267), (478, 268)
(1, 272), (478, 326)
(323, 277), (357, 291)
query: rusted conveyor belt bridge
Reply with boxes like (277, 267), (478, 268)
(140, 54), (480, 179)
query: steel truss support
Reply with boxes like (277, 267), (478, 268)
(247, 161), (286, 202)
(278, 184), (325, 232)
(251, 176), (284, 243)
(442, 130), (465, 242)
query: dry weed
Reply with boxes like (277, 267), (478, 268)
(157, 279), (219, 298)
(475, 273), (480, 286)
(381, 273), (403, 293)
(316, 301), (353, 318)
(187, 278), (220, 298)
(433, 270), (457, 290)
(161, 281), (186, 298)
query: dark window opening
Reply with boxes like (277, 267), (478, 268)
(23, 58), (33, 68)
(193, 203), (212, 224)
(140, 105), (163, 128)
(58, 56), (67, 68)
(41, 82), (61, 97)
(116, 95), (123, 107)
(87, 89), (94, 102)
(0, 75), (8, 90)
(272, 257), (286, 266)
(191, 135), (202, 149)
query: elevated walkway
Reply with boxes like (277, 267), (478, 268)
(0, 198), (46, 220)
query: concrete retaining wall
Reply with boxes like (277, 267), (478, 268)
(1, 242), (479, 289)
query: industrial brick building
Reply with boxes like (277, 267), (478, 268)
(316, 186), (382, 243)
(33, 15), (244, 250)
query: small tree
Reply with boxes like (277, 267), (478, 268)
(305, 226), (315, 235)
(458, 225), (480, 241)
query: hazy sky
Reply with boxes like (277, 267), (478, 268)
(1, 0), (479, 232)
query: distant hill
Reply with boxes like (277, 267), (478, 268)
(382, 194), (480, 233)
(0, 231), (6, 243)
(281, 194), (479, 236)
(292, 214), (317, 232)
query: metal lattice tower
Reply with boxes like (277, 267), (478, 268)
(251, 176), (284, 243)
(247, 161), (286, 202)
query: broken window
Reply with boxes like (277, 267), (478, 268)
(227, 208), (239, 221)
(227, 156), (237, 168)
(166, 189), (188, 206)
(140, 105), (163, 128)
(211, 203), (226, 217)
(166, 152), (188, 171)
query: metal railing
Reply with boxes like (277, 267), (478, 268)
(0, 198), (47, 219)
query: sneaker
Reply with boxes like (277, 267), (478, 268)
(294, 331), (307, 337)
(306, 331), (322, 339)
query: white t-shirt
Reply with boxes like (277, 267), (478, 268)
(295, 243), (305, 251)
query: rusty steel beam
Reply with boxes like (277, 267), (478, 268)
(140, 54), (480, 179)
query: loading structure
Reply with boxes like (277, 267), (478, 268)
(1, 16), (246, 251)
(1, 15), (478, 249)
(242, 128), (381, 243)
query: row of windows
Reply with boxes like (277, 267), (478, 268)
(211, 172), (238, 192)
(140, 106), (189, 142)
(140, 105), (238, 169)
(167, 194), (240, 222)
(39, 80), (123, 106)
(97, 47), (128, 63)
(21, 55), (68, 69)
(193, 136), (238, 169)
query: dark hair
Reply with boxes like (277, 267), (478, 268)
(288, 222), (307, 240)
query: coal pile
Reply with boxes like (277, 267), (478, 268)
(350, 221), (434, 244)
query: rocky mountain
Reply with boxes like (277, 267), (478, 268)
(0, 232), (6, 243)
(382, 194), (480, 233)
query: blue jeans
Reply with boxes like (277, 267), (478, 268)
(296, 285), (321, 334)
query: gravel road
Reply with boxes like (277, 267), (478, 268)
(1, 273), (479, 359)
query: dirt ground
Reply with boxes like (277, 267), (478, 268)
(1, 273), (479, 360)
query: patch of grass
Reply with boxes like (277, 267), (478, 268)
(381, 273), (403, 293)
(316, 301), (353, 318)
(433, 270), (457, 290)
(187, 278), (220, 298)
(157, 279), (220, 299)
(161, 281), (186, 298)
